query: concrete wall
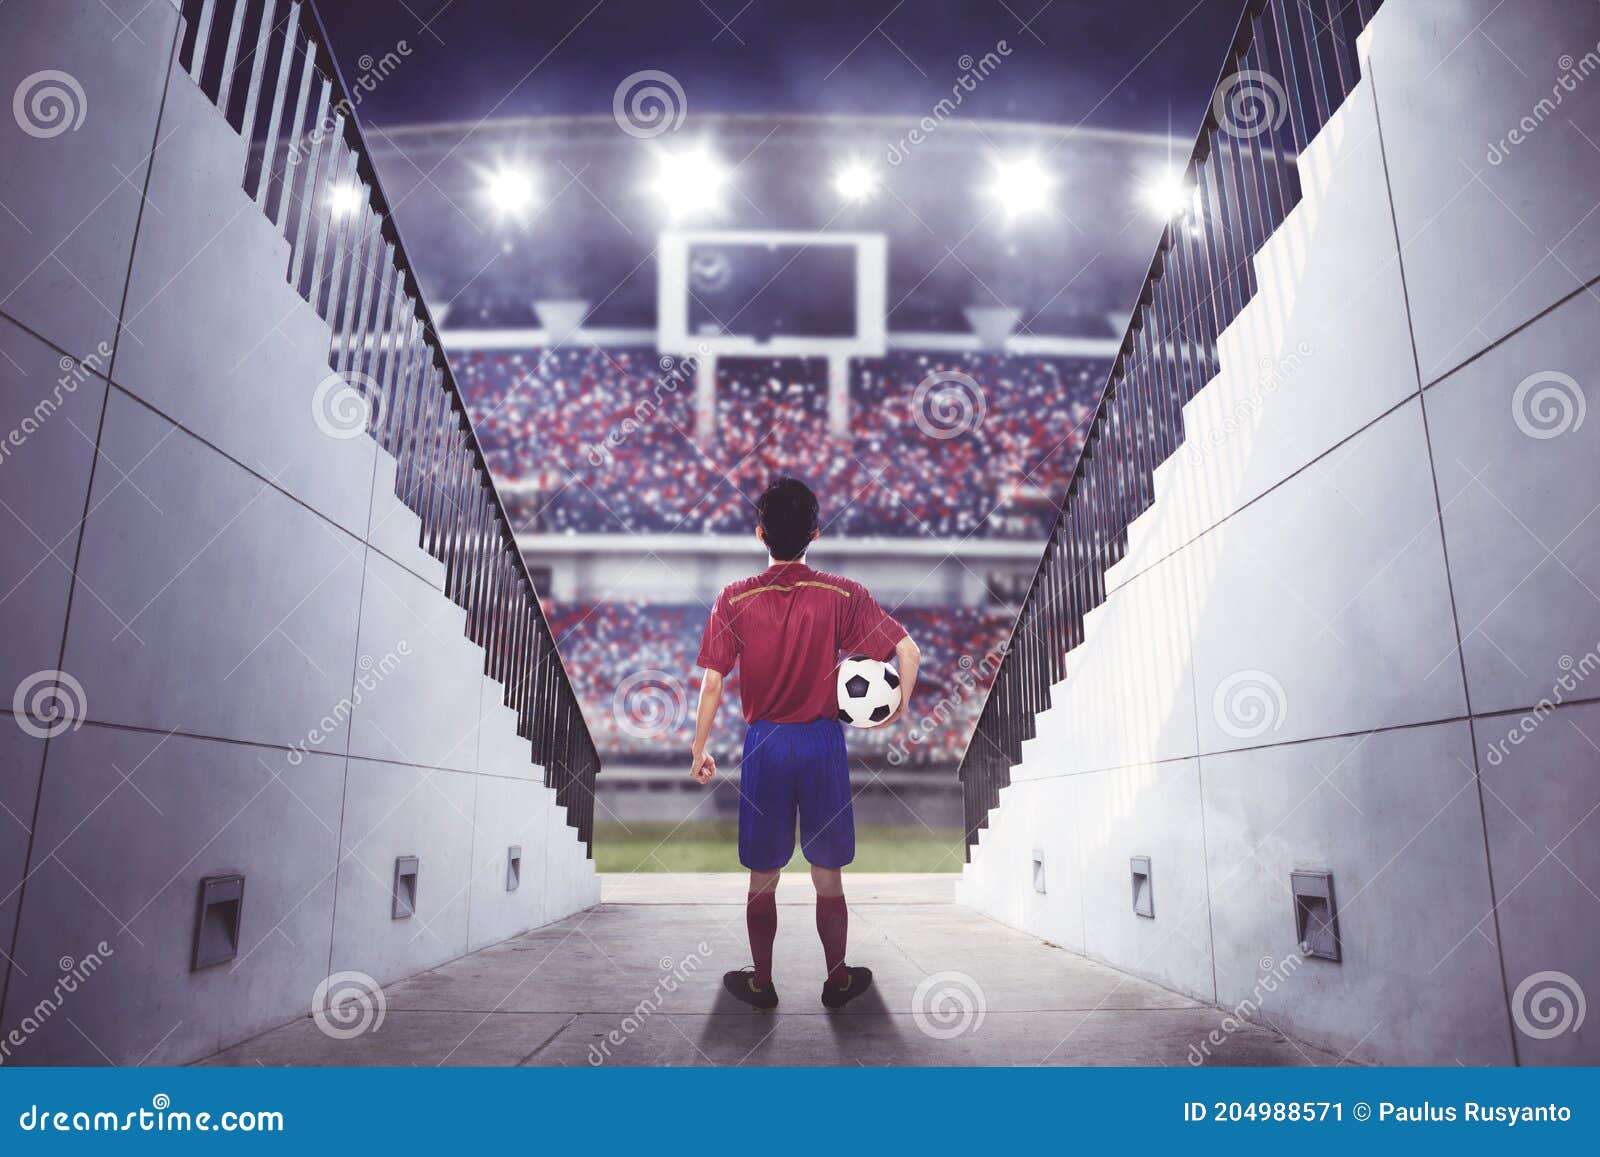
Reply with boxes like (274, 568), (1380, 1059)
(960, 0), (1600, 1066)
(0, 0), (596, 1065)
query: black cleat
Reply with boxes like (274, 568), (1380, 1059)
(821, 965), (873, 1009)
(723, 968), (779, 1010)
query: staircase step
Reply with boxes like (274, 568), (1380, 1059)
(477, 673), (542, 780)
(367, 448), (447, 591)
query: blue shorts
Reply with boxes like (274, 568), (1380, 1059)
(738, 718), (854, 871)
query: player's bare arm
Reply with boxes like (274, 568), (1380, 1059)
(876, 633), (920, 728)
(689, 668), (723, 783)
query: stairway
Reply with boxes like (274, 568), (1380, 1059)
(958, 0), (1600, 1066)
(0, 0), (598, 1065)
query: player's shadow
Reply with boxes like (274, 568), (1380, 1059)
(696, 984), (904, 1064)
(821, 986), (907, 1063)
(697, 987), (788, 1062)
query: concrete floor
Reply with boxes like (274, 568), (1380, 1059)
(203, 874), (1338, 1066)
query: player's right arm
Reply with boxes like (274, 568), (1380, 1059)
(839, 577), (915, 727)
(882, 632), (920, 727)
(689, 669), (722, 784)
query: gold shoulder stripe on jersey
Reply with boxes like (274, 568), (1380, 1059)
(729, 580), (851, 605)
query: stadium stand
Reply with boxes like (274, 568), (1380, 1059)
(455, 348), (1105, 539)
(545, 602), (1014, 767)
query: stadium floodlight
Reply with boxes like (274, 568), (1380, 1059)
(649, 143), (731, 220)
(833, 160), (880, 203)
(1139, 166), (1197, 220)
(481, 165), (539, 221)
(327, 182), (363, 218)
(986, 155), (1055, 221)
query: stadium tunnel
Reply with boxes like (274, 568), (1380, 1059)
(1, 0), (1597, 1067)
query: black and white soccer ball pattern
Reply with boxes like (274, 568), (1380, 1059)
(835, 655), (902, 728)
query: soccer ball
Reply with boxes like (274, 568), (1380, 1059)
(836, 656), (902, 728)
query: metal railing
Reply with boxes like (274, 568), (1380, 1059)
(957, 0), (1383, 854)
(175, 0), (599, 852)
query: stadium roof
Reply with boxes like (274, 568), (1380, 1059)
(366, 111), (1191, 335)
(318, 1), (1241, 135)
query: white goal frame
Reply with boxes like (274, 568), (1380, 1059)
(656, 229), (887, 358)
(657, 230), (887, 438)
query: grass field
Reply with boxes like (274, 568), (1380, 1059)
(593, 822), (964, 874)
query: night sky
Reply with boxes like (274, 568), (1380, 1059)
(315, 0), (1244, 137)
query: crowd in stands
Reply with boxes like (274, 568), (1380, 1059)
(454, 344), (1095, 769)
(454, 348), (1104, 540)
(544, 601), (1013, 768)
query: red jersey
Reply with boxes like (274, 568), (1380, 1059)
(696, 561), (907, 724)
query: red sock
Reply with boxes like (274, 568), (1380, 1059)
(816, 894), (848, 985)
(746, 891), (777, 987)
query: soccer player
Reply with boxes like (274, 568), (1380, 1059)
(690, 477), (920, 1010)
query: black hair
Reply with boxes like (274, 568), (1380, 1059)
(757, 477), (819, 561)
